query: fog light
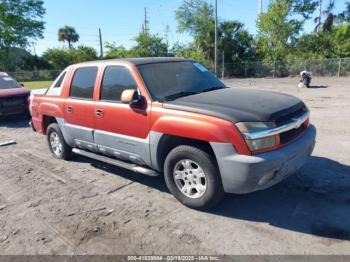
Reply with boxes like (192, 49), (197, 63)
(258, 171), (277, 186)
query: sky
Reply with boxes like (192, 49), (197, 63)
(33, 0), (348, 56)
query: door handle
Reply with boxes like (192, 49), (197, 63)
(96, 109), (104, 118)
(67, 106), (73, 113)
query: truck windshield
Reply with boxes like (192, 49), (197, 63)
(137, 61), (226, 101)
(0, 76), (20, 89)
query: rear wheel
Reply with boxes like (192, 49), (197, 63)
(164, 145), (224, 210)
(47, 123), (73, 160)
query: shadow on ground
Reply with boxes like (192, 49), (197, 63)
(75, 155), (350, 241)
(213, 156), (350, 241)
(309, 85), (328, 89)
(0, 115), (30, 128)
(75, 155), (169, 193)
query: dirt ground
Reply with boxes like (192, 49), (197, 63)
(0, 77), (349, 255)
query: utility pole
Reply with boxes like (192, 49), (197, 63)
(165, 25), (170, 55)
(99, 28), (103, 59)
(214, 0), (218, 76)
(143, 7), (149, 34)
(258, 0), (263, 14)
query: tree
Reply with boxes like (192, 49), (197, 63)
(314, 0), (323, 32)
(176, 0), (257, 63)
(256, 0), (317, 61)
(322, 0), (337, 31)
(130, 31), (168, 57)
(58, 26), (80, 50)
(296, 23), (350, 59)
(176, 0), (215, 60)
(42, 46), (97, 70)
(104, 43), (130, 59)
(171, 42), (207, 65)
(0, 0), (45, 70)
(339, 1), (350, 22)
(314, 0), (343, 32)
(220, 21), (257, 63)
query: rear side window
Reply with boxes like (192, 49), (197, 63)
(70, 67), (98, 99)
(54, 71), (66, 88)
(100, 66), (137, 102)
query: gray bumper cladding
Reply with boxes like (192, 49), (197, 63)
(211, 125), (317, 194)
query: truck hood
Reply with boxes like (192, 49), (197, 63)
(163, 88), (305, 123)
(0, 87), (30, 99)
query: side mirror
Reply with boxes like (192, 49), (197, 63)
(121, 89), (143, 106)
(20, 83), (24, 87)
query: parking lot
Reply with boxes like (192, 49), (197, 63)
(0, 77), (349, 255)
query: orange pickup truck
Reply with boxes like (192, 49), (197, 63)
(30, 58), (316, 209)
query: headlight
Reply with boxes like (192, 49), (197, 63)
(236, 122), (277, 152)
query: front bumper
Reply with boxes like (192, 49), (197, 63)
(211, 124), (316, 194)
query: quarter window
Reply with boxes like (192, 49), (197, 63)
(100, 66), (137, 102)
(70, 67), (98, 99)
(54, 71), (66, 88)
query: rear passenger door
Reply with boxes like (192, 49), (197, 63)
(94, 65), (151, 165)
(64, 66), (98, 151)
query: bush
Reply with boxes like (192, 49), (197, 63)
(42, 46), (98, 70)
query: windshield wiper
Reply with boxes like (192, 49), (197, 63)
(164, 91), (199, 101)
(201, 86), (226, 93)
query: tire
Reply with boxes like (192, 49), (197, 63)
(164, 145), (224, 210)
(47, 123), (73, 160)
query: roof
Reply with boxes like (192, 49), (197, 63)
(75, 57), (190, 67)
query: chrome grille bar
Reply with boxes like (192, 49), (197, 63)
(242, 111), (310, 140)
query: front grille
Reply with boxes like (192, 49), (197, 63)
(278, 107), (308, 144)
(280, 124), (307, 144)
(0, 96), (26, 106)
(275, 107), (306, 125)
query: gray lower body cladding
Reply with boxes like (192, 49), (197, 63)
(55, 118), (161, 169)
(56, 117), (316, 194)
(210, 125), (316, 194)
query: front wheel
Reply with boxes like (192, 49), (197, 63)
(164, 145), (224, 210)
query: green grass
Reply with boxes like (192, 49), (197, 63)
(22, 81), (52, 90)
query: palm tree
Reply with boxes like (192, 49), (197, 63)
(58, 26), (80, 49)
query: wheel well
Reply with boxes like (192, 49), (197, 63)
(156, 135), (217, 172)
(42, 116), (57, 134)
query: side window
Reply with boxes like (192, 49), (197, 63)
(100, 66), (137, 102)
(54, 71), (66, 88)
(46, 70), (67, 96)
(70, 67), (98, 99)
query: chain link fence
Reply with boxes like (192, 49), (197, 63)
(6, 70), (62, 82)
(5, 57), (350, 82)
(223, 57), (350, 78)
